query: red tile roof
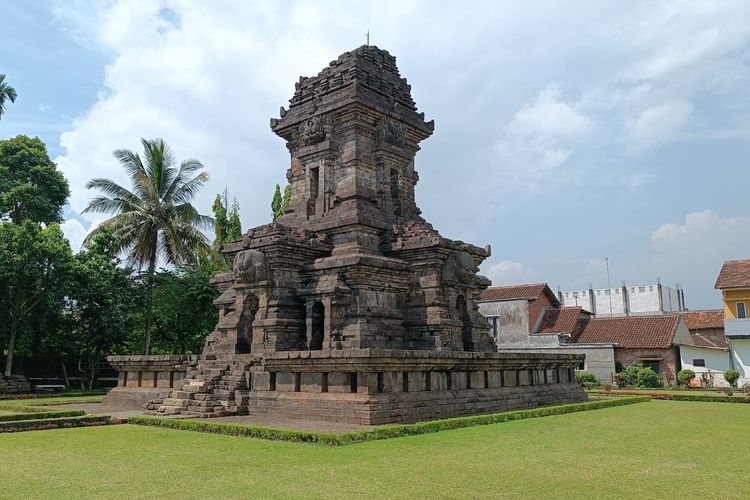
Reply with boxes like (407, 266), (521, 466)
(690, 332), (728, 349)
(715, 259), (750, 289)
(536, 307), (584, 335)
(680, 310), (724, 330)
(571, 315), (680, 349)
(479, 283), (558, 304)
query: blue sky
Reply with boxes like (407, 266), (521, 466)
(2, 0), (750, 309)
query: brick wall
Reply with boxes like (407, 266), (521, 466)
(615, 347), (679, 383)
(529, 294), (556, 332)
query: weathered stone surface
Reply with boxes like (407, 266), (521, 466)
(104, 45), (586, 423)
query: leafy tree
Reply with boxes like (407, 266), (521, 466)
(0, 135), (70, 224)
(0, 222), (73, 376)
(677, 369), (695, 388)
(282, 184), (291, 211)
(149, 258), (220, 354)
(271, 183), (282, 222)
(51, 230), (138, 389)
(0, 74), (17, 120)
(82, 138), (213, 354)
(724, 369), (740, 388)
(226, 199), (242, 241)
(212, 193), (228, 245)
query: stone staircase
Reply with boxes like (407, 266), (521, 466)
(144, 356), (251, 418)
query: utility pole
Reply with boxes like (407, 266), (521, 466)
(606, 257), (612, 317)
(366, 30), (370, 46)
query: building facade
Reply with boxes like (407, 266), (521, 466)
(715, 259), (750, 386)
(558, 283), (686, 317)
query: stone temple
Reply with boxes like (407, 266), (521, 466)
(105, 46), (585, 425)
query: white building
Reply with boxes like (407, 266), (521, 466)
(558, 282), (686, 317)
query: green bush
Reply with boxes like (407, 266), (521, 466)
(127, 397), (649, 446)
(677, 369), (696, 387)
(0, 415), (113, 433)
(0, 409), (85, 422)
(636, 368), (660, 388)
(724, 369), (740, 388)
(615, 363), (644, 387)
(575, 371), (598, 386)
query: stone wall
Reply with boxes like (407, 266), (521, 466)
(0, 374), (30, 394)
(102, 355), (190, 408)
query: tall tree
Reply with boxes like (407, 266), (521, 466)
(212, 193), (228, 245)
(282, 184), (291, 212)
(52, 229), (138, 389)
(0, 222), (73, 377)
(0, 135), (70, 224)
(82, 138), (212, 355)
(0, 74), (17, 120)
(271, 183), (283, 222)
(226, 198), (242, 241)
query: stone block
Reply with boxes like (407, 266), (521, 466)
(407, 372), (426, 392)
(301, 372), (324, 393)
(252, 371), (271, 391)
(546, 368), (558, 384)
(533, 369), (544, 386)
(357, 372), (379, 394)
(503, 370), (517, 387)
(450, 371), (467, 390)
(518, 370), (531, 386)
(276, 372), (296, 392)
(469, 371), (486, 389)
(327, 372), (351, 393)
(156, 371), (172, 388)
(486, 371), (502, 388)
(429, 371), (448, 391)
(381, 372), (402, 393)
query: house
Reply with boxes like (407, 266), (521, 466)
(678, 310), (731, 387)
(478, 283), (561, 343)
(479, 284), (617, 381)
(569, 315), (693, 383)
(715, 259), (750, 386)
(558, 282), (686, 316)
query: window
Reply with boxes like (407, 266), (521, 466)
(649, 286), (654, 291)
(582, 291), (586, 296)
(597, 290), (601, 295)
(638, 286), (645, 293)
(565, 292), (570, 297)
(631, 287), (636, 292)
(604, 289), (611, 295)
(642, 360), (660, 374)
(615, 288), (619, 294)
(737, 302), (747, 319)
(693, 359), (705, 367)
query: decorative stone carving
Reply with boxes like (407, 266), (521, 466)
(442, 251), (476, 285)
(299, 116), (327, 146)
(232, 249), (269, 284)
(377, 117), (406, 147)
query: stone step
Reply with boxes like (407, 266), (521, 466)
(170, 391), (194, 400)
(162, 398), (191, 407)
(158, 405), (184, 415)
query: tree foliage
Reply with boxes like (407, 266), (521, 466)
(271, 183), (291, 222)
(0, 135), (70, 224)
(227, 200), (242, 242)
(82, 138), (213, 354)
(0, 222), (73, 376)
(51, 229), (139, 389)
(0, 74), (17, 119)
(724, 369), (740, 388)
(212, 193), (228, 245)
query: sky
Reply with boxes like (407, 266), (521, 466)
(1, 0), (750, 309)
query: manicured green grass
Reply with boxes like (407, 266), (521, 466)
(1, 400), (748, 499)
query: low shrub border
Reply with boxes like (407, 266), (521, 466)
(127, 396), (649, 446)
(0, 415), (114, 433)
(588, 390), (749, 403)
(0, 409), (86, 422)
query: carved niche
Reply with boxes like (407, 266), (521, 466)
(299, 116), (327, 146)
(377, 117), (406, 147)
(442, 251), (476, 285)
(233, 250), (270, 284)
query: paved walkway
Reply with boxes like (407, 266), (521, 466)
(57, 402), (374, 433)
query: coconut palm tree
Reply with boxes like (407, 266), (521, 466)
(0, 74), (18, 120)
(83, 138), (212, 354)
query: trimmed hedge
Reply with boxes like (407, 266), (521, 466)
(127, 396), (649, 446)
(589, 390), (749, 404)
(0, 415), (114, 433)
(0, 409), (86, 422)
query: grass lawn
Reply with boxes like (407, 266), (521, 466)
(0, 395), (104, 407)
(1, 400), (748, 499)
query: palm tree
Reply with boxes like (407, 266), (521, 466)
(83, 138), (213, 354)
(0, 74), (18, 119)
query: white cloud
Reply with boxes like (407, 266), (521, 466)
(483, 260), (539, 286)
(626, 100), (693, 146)
(509, 85), (593, 140)
(493, 84), (592, 190)
(60, 218), (88, 252)
(651, 209), (750, 255)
